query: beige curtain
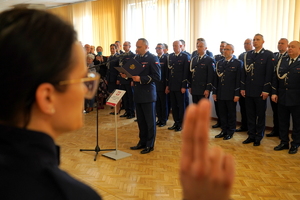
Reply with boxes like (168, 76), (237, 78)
(294, 0), (300, 41)
(121, 0), (190, 51)
(72, 2), (93, 46)
(122, 0), (299, 55)
(49, 0), (121, 56)
(189, 0), (300, 54)
(49, 0), (300, 56)
(91, 0), (122, 56)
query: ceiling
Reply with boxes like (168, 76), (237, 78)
(0, 0), (94, 13)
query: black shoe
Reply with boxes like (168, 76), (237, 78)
(175, 127), (182, 132)
(130, 144), (146, 150)
(266, 131), (279, 137)
(223, 135), (232, 140)
(141, 147), (154, 154)
(120, 113), (129, 117)
(126, 115), (135, 119)
(212, 123), (221, 128)
(253, 140), (261, 146)
(215, 131), (226, 138)
(235, 127), (248, 132)
(168, 124), (177, 130)
(274, 143), (289, 151)
(156, 121), (161, 125)
(158, 122), (166, 127)
(242, 137), (255, 144)
(289, 145), (299, 154)
(110, 112), (119, 115)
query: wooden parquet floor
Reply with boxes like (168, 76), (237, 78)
(56, 106), (300, 200)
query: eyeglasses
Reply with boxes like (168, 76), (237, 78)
(155, 47), (163, 50)
(223, 49), (232, 51)
(59, 72), (100, 99)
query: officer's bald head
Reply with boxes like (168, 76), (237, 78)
(136, 38), (149, 55)
(173, 40), (182, 54)
(244, 38), (253, 52)
(288, 41), (300, 58)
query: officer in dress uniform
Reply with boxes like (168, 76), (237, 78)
(191, 38), (214, 58)
(106, 44), (120, 94)
(119, 41), (136, 119)
(129, 38), (161, 154)
(213, 44), (242, 140)
(189, 39), (215, 104)
(272, 41), (300, 154)
(106, 44), (121, 114)
(241, 33), (276, 146)
(214, 41), (227, 62)
(266, 38), (289, 138)
(180, 39), (191, 108)
(166, 40), (190, 132)
(115, 41), (124, 54)
(179, 39), (191, 57)
(236, 38), (254, 132)
(163, 43), (169, 55)
(155, 43), (168, 127)
(212, 41), (228, 128)
(162, 43), (171, 117)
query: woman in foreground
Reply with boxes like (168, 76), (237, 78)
(0, 8), (101, 200)
(0, 8), (234, 200)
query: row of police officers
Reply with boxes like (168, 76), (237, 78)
(107, 36), (300, 155)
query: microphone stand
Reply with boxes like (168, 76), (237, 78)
(80, 82), (116, 161)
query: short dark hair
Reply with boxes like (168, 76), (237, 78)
(0, 9), (77, 127)
(163, 43), (168, 49)
(197, 38), (206, 41)
(110, 44), (117, 48)
(138, 38), (149, 46)
(179, 39), (185, 46)
(255, 33), (264, 38)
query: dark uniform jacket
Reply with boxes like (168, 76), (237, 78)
(155, 54), (168, 92)
(0, 125), (101, 200)
(133, 51), (161, 103)
(189, 54), (215, 95)
(213, 58), (242, 100)
(119, 51), (135, 84)
(167, 52), (190, 91)
(272, 56), (300, 106)
(241, 49), (275, 97)
(215, 54), (237, 62)
(274, 51), (288, 63)
(182, 50), (191, 57)
(192, 50), (214, 58)
(98, 56), (108, 78)
(106, 53), (120, 83)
